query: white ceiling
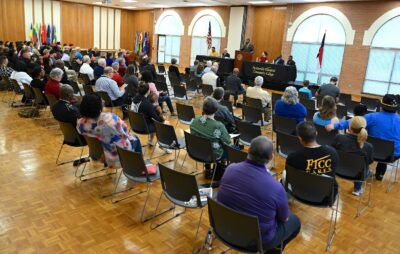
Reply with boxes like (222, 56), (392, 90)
(62, 0), (371, 10)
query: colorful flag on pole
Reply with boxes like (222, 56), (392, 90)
(32, 23), (38, 44)
(46, 24), (51, 44)
(138, 32), (143, 54)
(41, 24), (47, 45)
(142, 32), (148, 54)
(316, 32), (326, 74)
(29, 23), (33, 42)
(52, 25), (57, 44)
(134, 32), (139, 53)
(206, 21), (212, 50)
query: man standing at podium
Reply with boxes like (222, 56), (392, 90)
(240, 38), (254, 53)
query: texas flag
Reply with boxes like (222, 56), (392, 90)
(316, 32), (326, 73)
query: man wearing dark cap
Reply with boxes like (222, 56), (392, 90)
(326, 94), (400, 180)
(315, 77), (340, 102)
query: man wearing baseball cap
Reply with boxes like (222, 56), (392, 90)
(326, 94), (400, 180)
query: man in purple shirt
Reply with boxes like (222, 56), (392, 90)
(217, 136), (301, 252)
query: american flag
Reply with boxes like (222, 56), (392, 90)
(206, 21), (212, 50)
(316, 32), (326, 73)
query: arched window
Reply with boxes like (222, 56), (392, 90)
(291, 14), (346, 84)
(155, 11), (184, 64)
(190, 14), (223, 64)
(363, 16), (400, 95)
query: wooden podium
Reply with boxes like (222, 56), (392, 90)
(234, 50), (253, 70)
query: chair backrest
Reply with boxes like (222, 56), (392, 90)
(84, 135), (105, 161)
(155, 81), (169, 95)
(315, 124), (338, 146)
(156, 74), (166, 83)
(207, 198), (264, 253)
(367, 136), (395, 162)
(83, 85), (94, 95)
(336, 104), (347, 119)
(271, 92), (281, 110)
(272, 115), (297, 135)
(80, 73), (91, 85)
(242, 105), (263, 125)
(58, 121), (85, 146)
(316, 95), (323, 108)
(286, 165), (335, 207)
(236, 120), (262, 146)
(96, 91), (113, 107)
(221, 100), (234, 114)
(302, 99), (316, 110)
(128, 110), (150, 135)
(168, 71), (180, 86)
(116, 146), (152, 180)
(176, 103), (195, 124)
(22, 83), (34, 100)
(309, 86), (318, 97)
(336, 150), (366, 180)
(187, 79), (198, 92)
(225, 144), (248, 164)
(45, 93), (58, 109)
(306, 108), (317, 121)
(184, 131), (216, 163)
(339, 93), (351, 106)
(361, 96), (380, 111)
(154, 121), (180, 148)
(246, 97), (263, 110)
(276, 131), (302, 158)
(157, 64), (166, 74)
(159, 163), (201, 207)
(32, 87), (48, 105)
(298, 91), (309, 101)
(202, 84), (214, 97)
(69, 80), (82, 96)
(172, 85), (187, 99)
(10, 79), (22, 93)
(346, 101), (360, 114)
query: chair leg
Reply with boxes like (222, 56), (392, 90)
(386, 160), (399, 193)
(79, 159), (114, 181)
(150, 192), (185, 229)
(56, 143), (64, 165)
(191, 208), (204, 254)
(356, 180), (372, 217)
(111, 173), (147, 203)
(198, 228), (214, 253)
(326, 193), (339, 251)
(181, 152), (188, 170)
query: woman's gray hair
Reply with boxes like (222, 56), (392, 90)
(255, 76), (263, 86)
(49, 67), (64, 79)
(59, 84), (74, 101)
(82, 55), (90, 63)
(282, 86), (299, 105)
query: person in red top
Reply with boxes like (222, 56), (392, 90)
(258, 51), (269, 63)
(111, 62), (124, 87)
(45, 67), (63, 99)
(118, 58), (127, 76)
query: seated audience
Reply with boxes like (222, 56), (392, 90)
(190, 60), (199, 72)
(316, 77), (340, 102)
(123, 64), (139, 98)
(332, 116), (373, 196)
(106, 52), (113, 66)
(77, 93), (142, 168)
(204, 60), (212, 73)
(209, 46), (219, 57)
(299, 80), (312, 99)
(17, 47), (38, 75)
(141, 70), (175, 116)
(202, 65), (219, 89)
(111, 62), (124, 87)
(148, 92), (165, 122)
(221, 48), (230, 58)
(142, 57), (157, 81)
(94, 58), (106, 80)
(52, 84), (79, 125)
(79, 55), (95, 81)
(275, 86), (307, 123)
(61, 50), (70, 62)
(168, 58), (181, 80)
(190, 97), (231, 160)
(213, 88), (237, 133)
(132, 82), (165, 145)
(218, 136), (301, 252)
(118, 58), (127, 76)
(195, 63), (205, 77)
(258, 51), (268, 63)
(327, 94), (400, 181)
(225, 68), (245, 106)
(285, 121), (338, 194)
(30, 66), (47, 92)
(45, 67), (63, 99)
(54, 60), (70, 85)
(0, 55), (14, 77)
(246, 76), (271, 121)
(313, 96), (339, 126)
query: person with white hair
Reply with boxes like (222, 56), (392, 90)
(221, 48), (230, 58)
(246, 76), (272, 122)
(79, 55), (94, 81)
(94, 58), (106, 80)
(275, 86), (307, 123)
(204, 60), (212, 73)
(202, 65), (219, 89)
(45, 67), (64, 99)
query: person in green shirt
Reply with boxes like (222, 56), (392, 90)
(190, 97), (232, 159)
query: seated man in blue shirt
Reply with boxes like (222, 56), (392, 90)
(326, 94), (400, 180)
(218, 136), (301, 252)
(299, 80), (313, 99)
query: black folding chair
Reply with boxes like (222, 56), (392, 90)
(272, 115), (297, 135)
(152, 120), (186, 168)
(361, 96), (380, 112)
(367, 136), (398, 192)
(339, 93), (351, 106)
(79, 73), (91, 86)
(302, 98), (316, 110)
(187, 78), (200, 95)
(236, 120), (262, 146)
(346, 100), (360, 115)
(298, 91), (309, 101)
(69, 80), (82, 96)
(306, 108), (317, 121)
(225, 144), (248, 164)
(168, 71), (181, 86)
(157, 64), (166, 74)
(242, 105), (266, 126)
(172, 85), (190, 100)
(175, 103), (195, 128)
(9, 79), (23, 107)
(96, 91), (118, 112)
(246, 97), (263, 110)
(201, 84), (214, 97)
(336, 104), (347, 119)
(83, 84), (94, 95)
(128, 110), (152, 150)
(336, 150), (371, 216)
(276, 131), (302, 158)
(152, 163), (210, 253)
(315, 124), (338, 146)
(155, 81), (169, 96)
(271, 92), (281, 112)
(286, 165), (339, 251)
(45, 93), (58, 110)
(156, 74), (166, 83)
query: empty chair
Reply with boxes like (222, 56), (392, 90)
(236, 120), (262, 146)
(157, 64), (166, 74)
(336, 104), (347, 119)
(276, 131), (302, 158)
(339, 93), (351, 106)
(175, 103), (195, 127)
(285, 165), (339, 251)
(168, 71), (180, 86)
(225, 144), (248, 164)
(302, 98), (316, 110)
(315, 124), (338, 146)
(361, 96), (380, 111)
(336, 150), (371, 216)
(187, 79), (199, 94)
(155, 81), (169, 96)
(242, 105), (265, 126)
(172, 85), (190, 100)
(201, 84), (214, 97)
(272, 115), (297, 135)
(298, 91), (309, 101)
(127, 110), (152, 149)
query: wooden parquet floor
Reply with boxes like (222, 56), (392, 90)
(0, 91), (399, 254)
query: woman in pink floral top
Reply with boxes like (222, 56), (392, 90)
(77, 93), (142, 168)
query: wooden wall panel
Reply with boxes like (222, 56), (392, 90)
(252, 6), (287, 62)
(60, 1), (93, 49)
(0, 0), (25, 42)
(120, 9), (154, 53)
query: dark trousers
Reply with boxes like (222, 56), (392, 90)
(158, 95), (174, 113)
(264, 212), (301, 252)
(112, 93), (129, 118)
(376, 156), (400, 177)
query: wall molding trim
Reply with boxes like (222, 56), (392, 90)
(155, 10), (184, 36)
(363, 7), (400, 46)
(188, 9), (226, 37)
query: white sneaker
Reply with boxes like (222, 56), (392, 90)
(352, 188), (364, 196)
(147, 140), (156, 146)
(161, 147), (173, 154)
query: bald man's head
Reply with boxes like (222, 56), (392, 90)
(233, 68), (239, 75)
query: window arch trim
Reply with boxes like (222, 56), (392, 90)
(155, 10), (184, 36)
(363, 7), (400, 46)
(188, 9), (226, 38)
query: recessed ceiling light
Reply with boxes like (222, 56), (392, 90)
(120, 0), (137, 2)
(124, 6), (137, 9)
(248, 0), (272, 4)
(93, 1), (102, 4)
